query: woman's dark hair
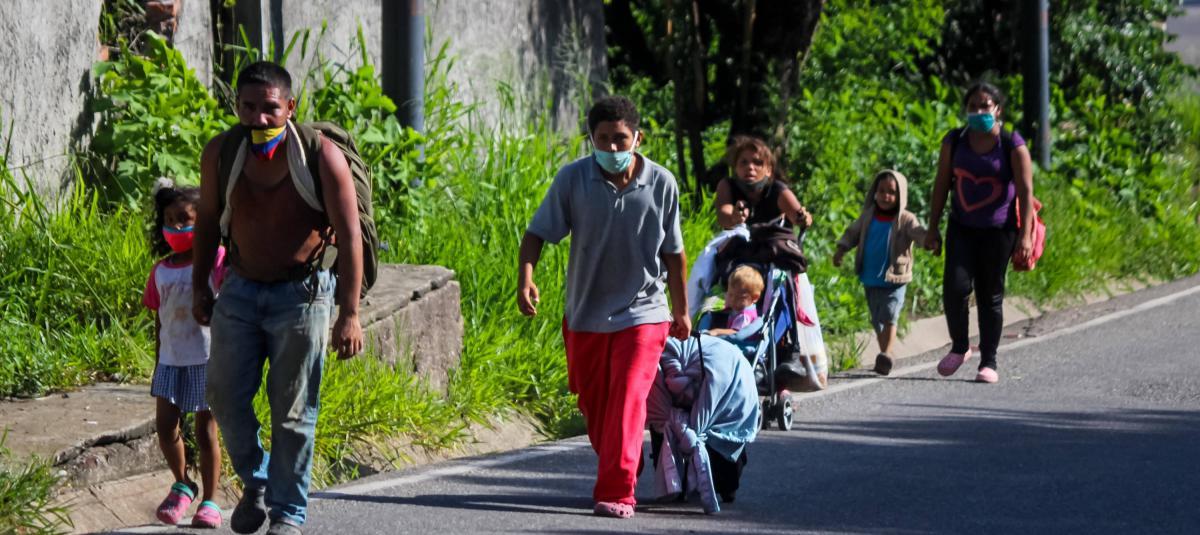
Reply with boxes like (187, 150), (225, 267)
(587, 95), (640, 134)
(726, 135), (787, 184)
(963, 81), (1006, 109)
(152, 183), (201, 256)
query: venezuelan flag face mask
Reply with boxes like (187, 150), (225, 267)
(250, 125), (286, 160)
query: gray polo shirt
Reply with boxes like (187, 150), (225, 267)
(528, 154), (684, 333)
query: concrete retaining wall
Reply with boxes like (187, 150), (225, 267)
(173, 0), (213, 89)
(260, 0), (607, 132)
(427, 0), (607, 131)
(361, 264), (464, 391)
(0, 0), (605, 194)
(0, 0), (102, 197)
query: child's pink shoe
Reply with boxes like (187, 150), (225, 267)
(155, 481), (197, 525)
(593, 501), (635, 519)
(937, 349), (972, 377)
(975, 368), (999, 384)
(191, 500), (222, 529)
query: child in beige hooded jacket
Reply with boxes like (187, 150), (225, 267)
(834, 170), (930, 375)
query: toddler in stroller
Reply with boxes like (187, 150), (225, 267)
(688, 232), (829, 431)
(703, 265), (764, 338)
(646, 334), (759, 514)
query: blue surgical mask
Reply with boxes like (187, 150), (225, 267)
(592, 134), (638, 174)
(967, 112), (996, 132)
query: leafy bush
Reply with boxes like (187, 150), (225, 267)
(91, 32), (235, 205)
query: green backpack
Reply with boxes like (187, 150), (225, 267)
(217, 121), (380, 297)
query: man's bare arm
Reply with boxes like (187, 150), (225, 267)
(191, 134), (224, 326)
(317, 137), (364, 357)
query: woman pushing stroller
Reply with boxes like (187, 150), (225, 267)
(711, 136), (828, 393)
(715, 136), (812, 250)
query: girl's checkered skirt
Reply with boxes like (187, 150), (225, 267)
(151, 363), (209, 413)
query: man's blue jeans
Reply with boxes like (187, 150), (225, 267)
(207, 269), (335, 526)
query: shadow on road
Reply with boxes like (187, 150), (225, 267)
(304, 406), (1199, 533)
(743, 406), (1200, 533)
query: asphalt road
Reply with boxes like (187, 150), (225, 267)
(1168, 5), (1200, 66)
(115, 280), (1200, 535)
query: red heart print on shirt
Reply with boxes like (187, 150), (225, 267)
(953, 168), (1002, 212)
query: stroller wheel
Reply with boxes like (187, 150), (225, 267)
(776, 392), (794, 431)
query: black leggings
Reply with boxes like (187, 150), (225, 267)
(943, 221), (1017, 370)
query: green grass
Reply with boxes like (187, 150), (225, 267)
(0, 171), (155, 398)
(0, 433), (71, 534)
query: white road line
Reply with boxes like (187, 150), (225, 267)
(808, 281), (1200, 400)
(312, 441), (589, 499)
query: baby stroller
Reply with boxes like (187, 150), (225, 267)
(646, 334), (760, 514)
(687, 229), (829, 431)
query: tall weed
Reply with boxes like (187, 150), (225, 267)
(91, 32), (234, 205)
(0, 168), (153, 397)
(0, 433), (72, 534)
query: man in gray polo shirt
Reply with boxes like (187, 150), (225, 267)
(517, 95), (689, 519)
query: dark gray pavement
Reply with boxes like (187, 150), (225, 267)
(1168, 4), (1200, 66)
(114, 278), (1200, 534)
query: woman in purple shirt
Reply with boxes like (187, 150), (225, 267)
(924, 83), (1036, 384)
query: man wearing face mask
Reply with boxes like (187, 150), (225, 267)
(517, 95), (690, 519)
(190, 61), (363, 535)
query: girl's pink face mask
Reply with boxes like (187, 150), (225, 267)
(162, 226), (195, 253)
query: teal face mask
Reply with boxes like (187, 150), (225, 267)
(592, 133), (638, 174)
(967, 112), (996, 132)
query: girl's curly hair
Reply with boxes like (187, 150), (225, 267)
(151, 178), (200, 257)
(726, 135), (788, 184)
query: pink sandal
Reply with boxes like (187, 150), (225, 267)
(191, 500), (222, 529)
(937, 349), (972, 377)
(593, 501), (635, 519)
(155, 481), (198, 525)
(975, 368), (999, 384)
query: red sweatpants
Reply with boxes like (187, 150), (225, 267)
(563, 320), (670, 505)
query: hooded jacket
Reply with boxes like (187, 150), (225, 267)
(835, 169), (928, 285)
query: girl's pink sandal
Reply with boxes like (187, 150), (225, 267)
(155, 481), (198, 525)
(191, 500), (223, 529)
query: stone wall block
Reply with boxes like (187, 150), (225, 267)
(358, 264), (463, 391)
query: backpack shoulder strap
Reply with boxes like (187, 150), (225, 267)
(294, 121), (363, 210)
(217, 126), (249, 239)
(949, 126), (1021, 160)
(947, 126), (968, 159)
(999, 128), (1017, 157)
(285, 121), (325, 213)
